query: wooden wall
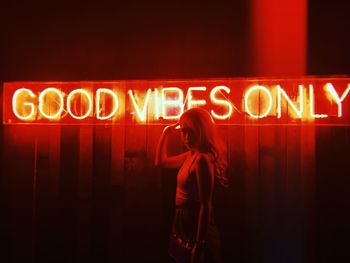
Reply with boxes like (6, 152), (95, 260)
(2, 119), (349, 262)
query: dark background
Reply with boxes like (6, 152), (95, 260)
(1, 1), (350, 262)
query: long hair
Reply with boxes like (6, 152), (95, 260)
(180, 108), (229, 187)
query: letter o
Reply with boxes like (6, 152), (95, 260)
(67, 89), (93, 119)
(244, 85), (273, 118)
(38, 87), (64, 119)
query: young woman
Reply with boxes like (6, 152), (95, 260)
(155, 108), (228, 263)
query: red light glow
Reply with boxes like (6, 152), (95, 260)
(3, 78), (350, 125)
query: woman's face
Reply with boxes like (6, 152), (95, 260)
(180, 118), (199, 150)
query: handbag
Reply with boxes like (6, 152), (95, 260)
(168, 234), (192, 263)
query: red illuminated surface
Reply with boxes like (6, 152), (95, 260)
(3, 78), (350, 125)
(252, 0), (307, 75)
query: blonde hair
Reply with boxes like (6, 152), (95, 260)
(180, 108), (229, 187)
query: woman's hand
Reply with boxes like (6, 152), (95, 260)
(155, 121), (187, 168)
(163, 121), (180, 133)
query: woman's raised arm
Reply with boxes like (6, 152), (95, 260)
(154, 124), (189, 169)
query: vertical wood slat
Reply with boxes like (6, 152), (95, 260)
(59, 126), (80, 262)
(91, 126), (112, 262)
(109, 124), (125, 262)
(79, 127), (93, 200)
(77, 126), (93, 262)
(48, 127), (61, 198)
(244, 125), (260, 262)
(259, 125), (277, 262)
(35, 127), (61, 262)
(286, 126), (303, 262)
(111, 125), (125, 186)
(276, 125), (289, 259)
(300, 125), (315, 262)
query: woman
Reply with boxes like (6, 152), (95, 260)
(155, 108), (228, 263)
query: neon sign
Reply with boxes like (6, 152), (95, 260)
(3, 78), (350, 125)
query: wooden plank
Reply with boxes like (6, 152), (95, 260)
(90, 126), (112, 262)
(34, 126), (61, 262)
(285, 126), (303, 262)
(244, 125), (260, 262)
(111, 125), (125, 185)
(77, 126), (93, 262)
(79, 127), (93, 200)
(58, 126), (80, 262)
(259, 125), (278, 262)
(300, 125), (315, 262)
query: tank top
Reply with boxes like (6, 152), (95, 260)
(175, 152), (199, 206)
